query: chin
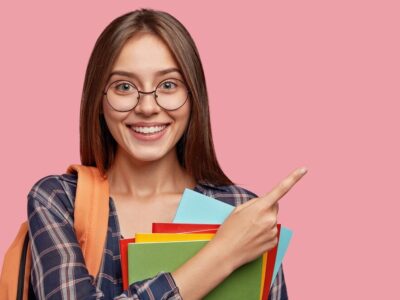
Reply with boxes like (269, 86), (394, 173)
(128, 149), (169, 163)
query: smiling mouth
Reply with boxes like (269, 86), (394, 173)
(128, 124), (170, 135)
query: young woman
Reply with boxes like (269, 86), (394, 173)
(28, 8), (306, 300)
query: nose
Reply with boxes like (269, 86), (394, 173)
(133, 91), (161, 115)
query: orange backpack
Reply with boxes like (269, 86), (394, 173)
(0, 165), (110, 300)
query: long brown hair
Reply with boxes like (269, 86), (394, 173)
(80, 8), (233, 186)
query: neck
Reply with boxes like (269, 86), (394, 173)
(106, 147), (196, 200)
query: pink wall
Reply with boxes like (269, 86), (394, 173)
(0, 1), (399, 298)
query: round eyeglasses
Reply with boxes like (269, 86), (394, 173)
(103, 78), (190, 112)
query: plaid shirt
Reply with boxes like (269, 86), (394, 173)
(28, 173), (288, 299)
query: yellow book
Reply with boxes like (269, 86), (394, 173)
(260, 253), (268, 300)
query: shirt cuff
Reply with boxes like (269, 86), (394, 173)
(128, 272), (182, 300)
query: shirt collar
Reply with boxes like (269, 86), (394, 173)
(194, 180), (229, 193)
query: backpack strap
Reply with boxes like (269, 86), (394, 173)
(66, 164), (110, 278)
(0, 222), (31, 300)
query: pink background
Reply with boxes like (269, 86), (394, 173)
(1, 0), (399, 298)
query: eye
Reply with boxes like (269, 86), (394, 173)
(159, 80), (178, 90)
(111, 81), (136, 94)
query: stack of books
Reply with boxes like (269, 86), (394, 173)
(120, 189), (293, 299)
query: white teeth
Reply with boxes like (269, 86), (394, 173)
(131, 125), (167, 134)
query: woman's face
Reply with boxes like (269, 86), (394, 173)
(102, 32), (190, 164)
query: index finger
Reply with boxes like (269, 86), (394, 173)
(259, 167), (308, 206)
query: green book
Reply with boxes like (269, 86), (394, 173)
(128, 240), (263, 299)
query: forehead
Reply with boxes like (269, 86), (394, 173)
(111, 32), (180, 80)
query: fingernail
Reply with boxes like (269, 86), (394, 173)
(300, 167), (308, 174)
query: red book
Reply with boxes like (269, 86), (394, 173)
(119, 237), (135, 290)
(152, 222), (220, 233)
(120, 222), (279, 296)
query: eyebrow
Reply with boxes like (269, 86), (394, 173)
(108, 68), (182, 80)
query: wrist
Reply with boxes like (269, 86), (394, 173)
(206, 236), (235, 276)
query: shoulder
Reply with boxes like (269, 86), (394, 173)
(27, 173), (79, 217)
(195, 182), (258, 207)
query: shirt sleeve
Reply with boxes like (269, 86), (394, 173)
(27, 178), (182, 300)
